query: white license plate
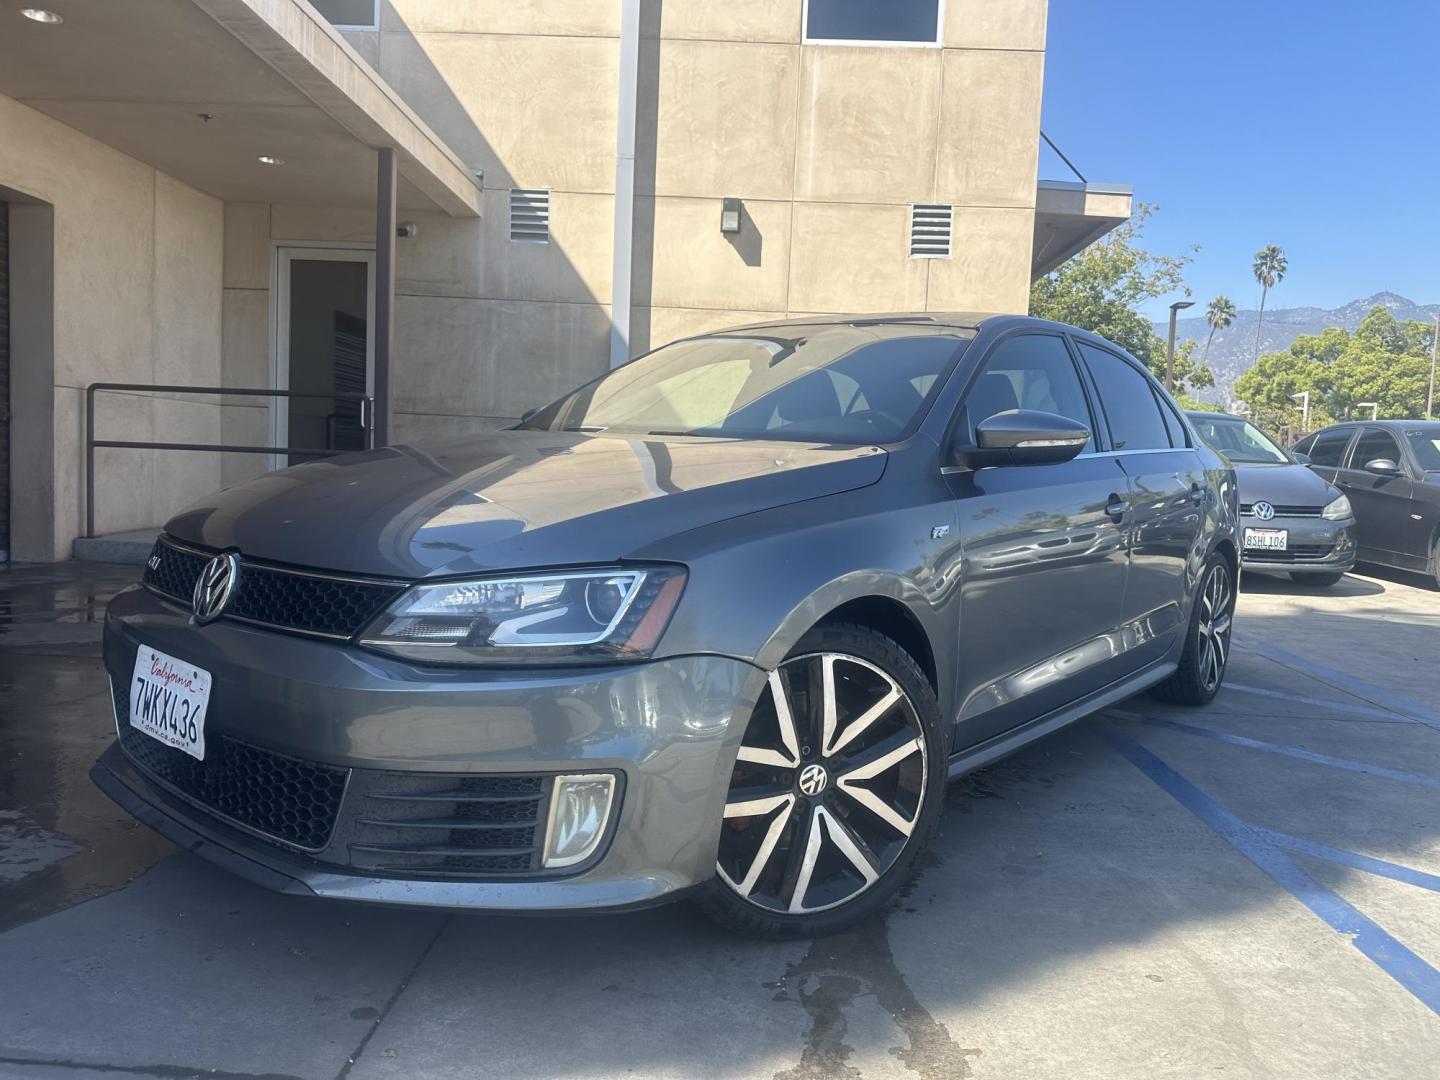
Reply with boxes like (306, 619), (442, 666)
(1244, 527), (1289, 551)
(128, 644), (211, 761)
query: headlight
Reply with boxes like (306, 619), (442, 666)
(1321, 493), (1353, 521)
(360, 566), (686, 664)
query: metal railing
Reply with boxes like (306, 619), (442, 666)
(85, 382), (373, 539)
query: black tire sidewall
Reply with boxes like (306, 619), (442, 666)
(695, 621), (947, 938)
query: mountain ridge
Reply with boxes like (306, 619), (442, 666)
(1153, 291), (1440, 405)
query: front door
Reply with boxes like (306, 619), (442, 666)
(1074, 342), (1207, 665)
(1337, 426), (1422, 567)
(947, 332), (1131, 749)
(272, 248), (375, 469)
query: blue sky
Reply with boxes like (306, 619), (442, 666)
(1040, 1), (1440, 319)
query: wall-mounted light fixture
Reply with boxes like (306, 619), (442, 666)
(22, 8), (64, 23)
(257, 155), (285, 165)
(397, 222), (418, 239)
(720, 198), (742, 235)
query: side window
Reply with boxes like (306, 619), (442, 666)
(1291, 433), (1317, 457)
(1156, 393), (1189, 448)
(1308, 428), (1354, 467)
(960, 334), (1096, 452)
(1349, 428), (1403, 469)
(1076, 344), (1172, 451)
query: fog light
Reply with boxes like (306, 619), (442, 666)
(542, 773), (616, 868)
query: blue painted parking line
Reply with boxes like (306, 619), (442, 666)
(1137, 716), (1440, 792)
(1223, 681), (1420, 724)
(1101, 727), (1440, 1016)
(1256, 829), (1440, 895)
(1233, 635), (1440, 731)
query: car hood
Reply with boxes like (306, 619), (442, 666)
(165, 431), (887, 578)
(1232, 461), (1335, 507)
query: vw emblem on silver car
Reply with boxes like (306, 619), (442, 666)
(192, 553), (240, 624)
(1252, 500), (1276, 521)
(797, 763), (829, 796)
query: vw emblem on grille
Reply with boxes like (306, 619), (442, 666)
(797, 763), (829, 796)
(1252, 500), (1276, 521)
(192, 553), (240, 624)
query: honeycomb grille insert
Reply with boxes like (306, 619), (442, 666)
(347, 771), (552, 876)
(114, 684), (347, 850)
(1244, 544), (1334, 563)
(142, 537), (405, 639)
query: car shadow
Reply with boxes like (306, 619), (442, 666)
(1239, 569), (1387, 598)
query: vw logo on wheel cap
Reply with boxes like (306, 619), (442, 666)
(192, 553), (240, 624)
(797, 763), (829, 796)
(1252, 500), (1276, 521)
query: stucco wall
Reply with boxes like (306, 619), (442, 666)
(0, 92), (223, 559)
(336, 0), (1046, 393)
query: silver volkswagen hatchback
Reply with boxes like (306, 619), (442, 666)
(94, 314), (1238, 937)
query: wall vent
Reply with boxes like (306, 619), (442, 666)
(509, 189), (550, 243)
(909, 204), (952, 258)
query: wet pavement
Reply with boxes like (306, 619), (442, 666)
(0, 560), (1437, 1078)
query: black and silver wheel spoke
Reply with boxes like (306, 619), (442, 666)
(1196, 564), (1232, 692)
(718, 651), (927, 915)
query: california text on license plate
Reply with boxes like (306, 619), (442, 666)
(129, 644), (212, 760)
(1244, 527), (1288, 551)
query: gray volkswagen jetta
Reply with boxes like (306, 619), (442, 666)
(93, 314), (1238, 937)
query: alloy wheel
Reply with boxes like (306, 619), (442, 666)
(1197, 562), (1233, 692)
(717, 652), (928, 915)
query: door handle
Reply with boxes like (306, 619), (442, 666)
(1106, 495), (1130, 521)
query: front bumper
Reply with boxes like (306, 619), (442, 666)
(1239, 517), (1357, 574)
(94, 586), (765, 912)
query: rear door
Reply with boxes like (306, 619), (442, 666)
(1075, 342), (1206, 665)
(1297, 426), (1357, 485)
(1337, 427), (1421, 567)
(947, 332), (1130, 748)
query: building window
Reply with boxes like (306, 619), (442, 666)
(803, 0), (943, 46)
(308, 0), (379, 31)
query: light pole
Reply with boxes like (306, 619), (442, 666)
(1166, 300), (1195, 392)
(1428, 314), (1438, 419)
(1357, 401), (1379, 421)
(1290, 390), (1311, 434)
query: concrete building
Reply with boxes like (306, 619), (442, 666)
(0, 0), (1131, 563)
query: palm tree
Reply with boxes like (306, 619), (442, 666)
(1251, 245), (1288, 361)
(1202, 296), (1236, 367)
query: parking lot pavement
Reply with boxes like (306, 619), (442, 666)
(1, 562), (1437, 1079)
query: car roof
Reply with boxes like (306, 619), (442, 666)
(1310, 419), (1440, 431)
(1185, 411), (1245, 421)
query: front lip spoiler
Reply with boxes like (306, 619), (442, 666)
(90, 743), (698, 915)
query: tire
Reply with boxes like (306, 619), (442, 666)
(1151, 552), (1235, 706)
(694, 622), (946, 939)
(1290, 571), (1345, 587)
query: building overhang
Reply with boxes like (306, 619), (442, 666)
(0, 0), (480, 217)
(1031, 180), (1133, 279)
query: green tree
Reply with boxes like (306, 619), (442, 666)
(1235, 306), (1437, 430)
(1251, 244), (1288, 362)
(1029, 205), (1212, 391)
(1201, 295), (1236, 367)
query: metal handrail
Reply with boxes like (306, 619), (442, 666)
(85, 382), (373, 539)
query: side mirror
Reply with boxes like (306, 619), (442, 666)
(1364, 458), (1402, 477)
(1290, 451), (1311, 465)
(949, 409), (1090, 469)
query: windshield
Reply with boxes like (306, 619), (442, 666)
(1406, 429), (1440, 471)
(1188, 416), (1290, 464)
(521, 325), (971, 444)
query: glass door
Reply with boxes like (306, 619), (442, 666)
(271, 247), (375, 469)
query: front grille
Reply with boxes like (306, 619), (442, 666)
(346, 772), (552, 876)
(1245, 543), (1334, 563)
(142, 537), (406, 639)
(1241, 503), (1324, 518)
(114, 684), (347, 850)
